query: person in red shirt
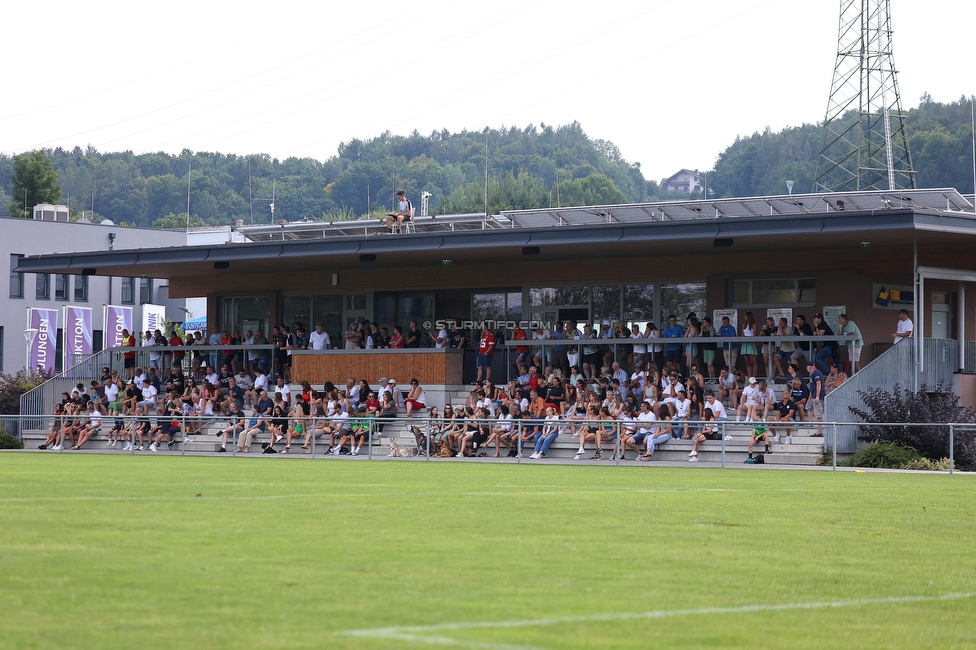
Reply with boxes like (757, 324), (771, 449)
(169, 331), (186, 374)
(122, 329), (137, 380)
(476, 324), (496, 384)
(512, 324), (529, 370)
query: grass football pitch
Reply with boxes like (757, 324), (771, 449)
(1, 454), (974, 649)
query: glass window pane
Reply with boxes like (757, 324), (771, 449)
(345, 294), (367, 311)
(282, 295), (312, 331)
(9, 254), (24, 299)
(506, 292), (522, 323)
(753, 279), (796, 304)
(732, 280), (749, 304)
(798, 279), (816, 304)
(529, 286), (588, 306)
(472, 293), (505, 323)
(55, 274), (69, 300)
(623, 284), (655, 325)
(74, 275), (88, 302)
(121, 278), (134, 304)
(312, 295), (344, 345)
(591, 285), (621, 324)
(235, 296), (271, 340)
(36, 274), (50, 300)
(660, 282), (706, 326)
(140, 278), (152, 304)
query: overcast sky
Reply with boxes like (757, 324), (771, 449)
(3, 0), (973, 184)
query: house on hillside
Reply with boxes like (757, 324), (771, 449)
(660, 169), (701, 194)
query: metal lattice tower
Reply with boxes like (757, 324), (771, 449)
(814, 0), (916, 192)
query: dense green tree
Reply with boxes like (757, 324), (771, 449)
(152, 212), (206, 229)
(9, 150), (62, 217)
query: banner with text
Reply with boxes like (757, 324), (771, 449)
(62, 306), (93, 369)
(104, 305), (133, 349)
(29, 308), (59, 372)
(142, 304), (167, 336)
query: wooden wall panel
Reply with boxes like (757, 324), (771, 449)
(292, 350), (462, 386)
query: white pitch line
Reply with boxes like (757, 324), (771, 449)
(342, 592), (976, 645)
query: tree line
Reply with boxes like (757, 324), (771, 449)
(2, 96), (973, 227)
(1, 123), (659, 228)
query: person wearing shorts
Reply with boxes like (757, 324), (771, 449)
(746, 422), (771, 461)
(476, 325), (496, 384)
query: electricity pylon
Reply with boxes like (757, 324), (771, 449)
(814, 0), (916, 192)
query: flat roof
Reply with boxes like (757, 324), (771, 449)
(16, 203), (976, 281)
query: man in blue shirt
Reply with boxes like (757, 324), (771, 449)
(806, 362), (825, 437)
(662, 314), (685, 368)
(718, 316), (738, 373)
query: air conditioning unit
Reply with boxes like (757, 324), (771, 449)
(33, 204), (70, 222)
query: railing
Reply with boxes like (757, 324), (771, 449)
(6, 413), (971, 473)
(824, 338), (958, 453)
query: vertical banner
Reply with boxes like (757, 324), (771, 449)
(63, 306), (94, 369)
(29, 308), (59, 372)
(104, 305), (133, 348)
(142, 304), (167, 335)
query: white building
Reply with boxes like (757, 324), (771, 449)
(2, 214), (190, 373)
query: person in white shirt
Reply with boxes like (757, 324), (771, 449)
(377, 377), (393, 405)
(672, 391), (692, 438)
(661, 372), (684, 417)
(893, 309), (914, 344)
(345, 377), (361, 406)
(430, 326), (448, 349)
(736, 377), (761, 421)
(139, 383), (158, 415)
(309, 324), (331, 351)
(704, 391), (728, 421)
(274, 376), (291, 406)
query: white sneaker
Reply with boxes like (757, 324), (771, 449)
(785, 435), (792, 445)
(274, 434), (283, 443)
(105, 440), (113, 447)
(724, 434), (733, 440)
(137, 445), (144, 451)
(689, 450), (698, 457)
(332, 447), (341, 455)
(771, 434), (780, 443)
(530, 452), (540, 459)
(351, 449), (359, 456)
(52, 444), (63, 451)
(455, 452), (464, 458)
(573, 452), (584, 460)
(688, 456), (699, 462)
(149, 443), (157, 452)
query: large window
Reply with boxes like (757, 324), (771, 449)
(121, 277), (135, 304)
(36, 274), (50, 300)
(74, 275), (89, 302)
(55, 274), (70, 301)
(9, 254), (24, 299)
(729, 278), (816, 307)
(140, 278), (152, 304)
(660, 282), (707, 326)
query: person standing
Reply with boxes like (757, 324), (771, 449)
(309, 323), (331, 351)
(806, 361), (825, 437)
(476, 324), (496, 384)
(718, 316), (738, 374)
(837, 313), (863, 373)
(121, 328), (137, 380)
(893, 309), (913, 344)
(405, 320), (422, 348)
(812, 313), (839, 375)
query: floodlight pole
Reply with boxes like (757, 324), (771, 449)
(24, 328), (38, 371)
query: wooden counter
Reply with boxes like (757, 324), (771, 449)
(290, 348), (463, 386)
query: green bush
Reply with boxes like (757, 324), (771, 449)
(848, 442), (921, 469)
(903, 457), (953, 471)
(0, 429), (24, 450)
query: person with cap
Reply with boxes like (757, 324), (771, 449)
(377, 377), (392, 404)
(736, 376), (761, 422)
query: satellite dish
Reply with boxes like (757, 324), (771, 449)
(100, 219), (114, 225)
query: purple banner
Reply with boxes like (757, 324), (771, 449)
(29, 308), (59, 372)
(105, 305), (133, 349)
(64, 306), (93, 369)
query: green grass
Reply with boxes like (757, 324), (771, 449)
(1, 455), (974, 649)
